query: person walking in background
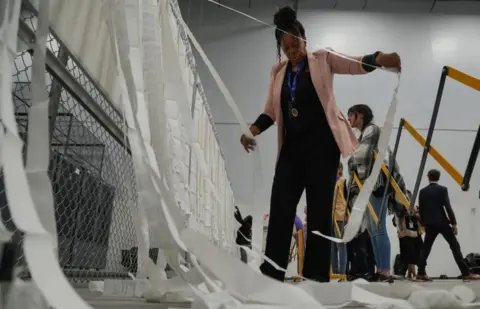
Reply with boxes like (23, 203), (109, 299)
(416, 170), (480, 281)
(347, 104), (407, 281)
(239, 6), (401, 282)
(331, 163), (348, 275)
(234, 206), (252, 264)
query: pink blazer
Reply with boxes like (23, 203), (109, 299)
(263, 49), (367, 160)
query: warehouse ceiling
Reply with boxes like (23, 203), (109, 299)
(187, 0), (480, 14)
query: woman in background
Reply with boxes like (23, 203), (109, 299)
(240, 6), (401, 282)
(347, 104), (406, 281)
(395, 190), (423, 279)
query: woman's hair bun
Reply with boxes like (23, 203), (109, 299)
(273, 6), (297, 29)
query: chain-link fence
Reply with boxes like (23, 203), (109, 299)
(4, 4), (141, 282)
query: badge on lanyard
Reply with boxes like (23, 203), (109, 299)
(287, 59), (306, 119)
(408, 220), (414, 229)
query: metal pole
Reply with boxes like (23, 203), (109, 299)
(410, 67), (448, 208)
(377, 118), (405, 228)
(187, 73), (199, 186)
(187, 0), (193, 25)
(64, 115), (74, 154)
(49, 46), (69, 145)
(462, 124), (480, 191)
(99, 146), (106, 179)
(200, 0), (205, 26)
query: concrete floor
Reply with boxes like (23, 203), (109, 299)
(76, 287), (191, 309)
(76, 280), (480, 309)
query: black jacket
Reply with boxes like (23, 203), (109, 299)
(418, 183), (457, 227)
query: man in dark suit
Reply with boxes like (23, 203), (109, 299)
(416, 169), (480, 281)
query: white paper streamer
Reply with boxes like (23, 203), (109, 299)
(110, 1), (227, 299)
(0, 2), (92, 309)
(109, 0), (190, 294)
(106, 0), (154, 281)
(162, 2), (224, 213)
(181, 228), (325, 308)
(111, 0), (187, 253)
(26, 0), (58, 254)
(169, 2), (266, 262)
(203, 0), (402, 244)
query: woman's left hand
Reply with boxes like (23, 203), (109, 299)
(376, 52), (401, 70)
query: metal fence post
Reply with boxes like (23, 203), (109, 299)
(49, 46), (69, 145)
(410, 67), (448, 208)
(462, 124), (480, 191)
(187, 72), (199, 187)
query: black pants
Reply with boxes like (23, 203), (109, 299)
(417, 225), (469, 276)
(240, 247), (249, 264)
(260, 140), (340, 282)
(347, 230), (373, 276)
(365, 232), (376, 275)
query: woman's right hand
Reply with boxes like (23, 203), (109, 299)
(240, 126), (260, 153)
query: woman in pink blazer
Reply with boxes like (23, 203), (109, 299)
(240, 6), (401, 282)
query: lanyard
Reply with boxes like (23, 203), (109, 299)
(287, 59), (306, 102)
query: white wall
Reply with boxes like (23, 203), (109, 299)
(182, 0), (480, 276)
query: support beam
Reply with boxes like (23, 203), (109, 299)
(48, 46), (69, 144)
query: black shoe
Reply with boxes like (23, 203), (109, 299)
(377, 273), (394, 283)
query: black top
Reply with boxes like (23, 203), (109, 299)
(405, 214), (420, 232)
(281, 58), (332, 144)
(393, 213), (420, 233)
(418, 183), (457, 227)
(252, 52), (379, 134)
(252, 57), (333, 151)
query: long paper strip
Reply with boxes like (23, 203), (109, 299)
(181, 228), (325, 308)
(110, 1), (222, 299)
(0, 1), (92, 309)
(169, 2), (266, 265)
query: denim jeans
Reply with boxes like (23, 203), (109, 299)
(366, 195), (391, 272)
(331, 220), (347, 275)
